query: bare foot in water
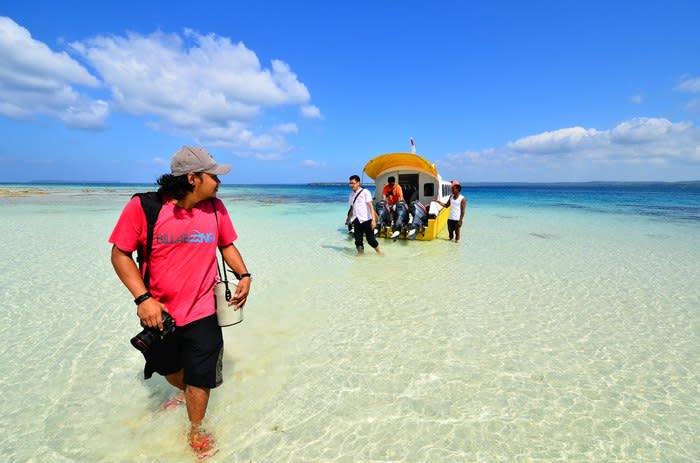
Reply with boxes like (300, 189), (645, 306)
(189, 425), (217, 460)
(161, 391), (186, 410)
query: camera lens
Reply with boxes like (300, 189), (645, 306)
(130, 312), (176, 353)
(130, 329), (156, 353)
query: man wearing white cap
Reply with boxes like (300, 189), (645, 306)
(109, 146), (251, 454)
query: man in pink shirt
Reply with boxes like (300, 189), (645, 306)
(109, 146), (251, 454)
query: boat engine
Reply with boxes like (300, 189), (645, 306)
(374, 200), (392, 235)
(407, 200), (428, 239)
(391, 200), (410, 240)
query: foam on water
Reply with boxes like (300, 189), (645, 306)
(0, 185), (698, 462)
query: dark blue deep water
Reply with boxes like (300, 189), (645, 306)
(216, 182), (700, 223)
(3, 181), (700, 223)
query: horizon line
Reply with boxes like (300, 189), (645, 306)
(1, 179), (699, 187)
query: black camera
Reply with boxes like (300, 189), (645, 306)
(130, 312), (176, 353)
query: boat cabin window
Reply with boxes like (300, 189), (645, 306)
(442, 184), (451, 197)
(423, 182), (435, 198)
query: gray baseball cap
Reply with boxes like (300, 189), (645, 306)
(170, 146), (232, 176)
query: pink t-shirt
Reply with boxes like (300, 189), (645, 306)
(109, 196), (238, 326)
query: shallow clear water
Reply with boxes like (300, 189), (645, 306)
(0, 183), (698, 462)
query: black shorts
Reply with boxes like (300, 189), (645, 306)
(447, 219), (461, 233)
(143, 314), (223, 389)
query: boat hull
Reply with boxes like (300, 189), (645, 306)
(375, 205), (449, 241)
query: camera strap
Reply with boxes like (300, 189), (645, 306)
(351, 188), (363, 206)
(348, 187), (363, 215)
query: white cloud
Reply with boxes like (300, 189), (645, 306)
(676, 76), (700, 118)
(301, 104), (322, 119)
(255, 152), (289, 161)
(505, 118), (694, 159)
(269, 60), (310, 103)
(0, 16), (108, 129)
(507, 127), (604, 154)
(610, 117), (689, 144)
(301, 159), (325, 168)
(0, 18), (320, 156)
(443, 151), (487, 165)
(70, 28), (316, 156)
(677, 76), (700, 93)
(439, 117), (700, 180)
(194, 122), (291, 153)
(0, 17), (98, 88)
(272, 123), (298, 134)
(59, 99), (109, 129)
(685, 98), (700, 113)
(629, 95), (644, 104)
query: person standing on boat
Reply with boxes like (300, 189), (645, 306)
(437, 182), (467, 242)
(109, 146), (252, 455)
(347, 175), (382, 255)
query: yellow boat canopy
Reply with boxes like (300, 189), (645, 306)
(363, 152), (439, 180)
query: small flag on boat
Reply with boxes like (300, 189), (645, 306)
(409, 137), (416, 153)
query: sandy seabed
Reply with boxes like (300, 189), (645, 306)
(0, 187), (698, 462)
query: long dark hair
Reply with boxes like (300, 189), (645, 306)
(156, 173), (194, 200)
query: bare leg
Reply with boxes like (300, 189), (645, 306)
(454, 223), (461, 242)
(186, 386), (214, 453)
(165, 370), (185, 390)
(166, 371), (214, 451)
(185, 385), (210, 426)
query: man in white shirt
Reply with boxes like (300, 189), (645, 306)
(347, 175), (382, 255)
(437, 182), (467, 242)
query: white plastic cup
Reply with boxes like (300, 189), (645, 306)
(215, 281), (243, 327)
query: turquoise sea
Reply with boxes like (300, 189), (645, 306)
(0, 182), (699, 462)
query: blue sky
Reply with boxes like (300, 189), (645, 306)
(1, 1), (699, 183)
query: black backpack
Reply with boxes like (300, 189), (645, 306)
(132, 192), (163, 289)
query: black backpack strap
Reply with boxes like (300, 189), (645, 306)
(133, 192), (163, 289)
